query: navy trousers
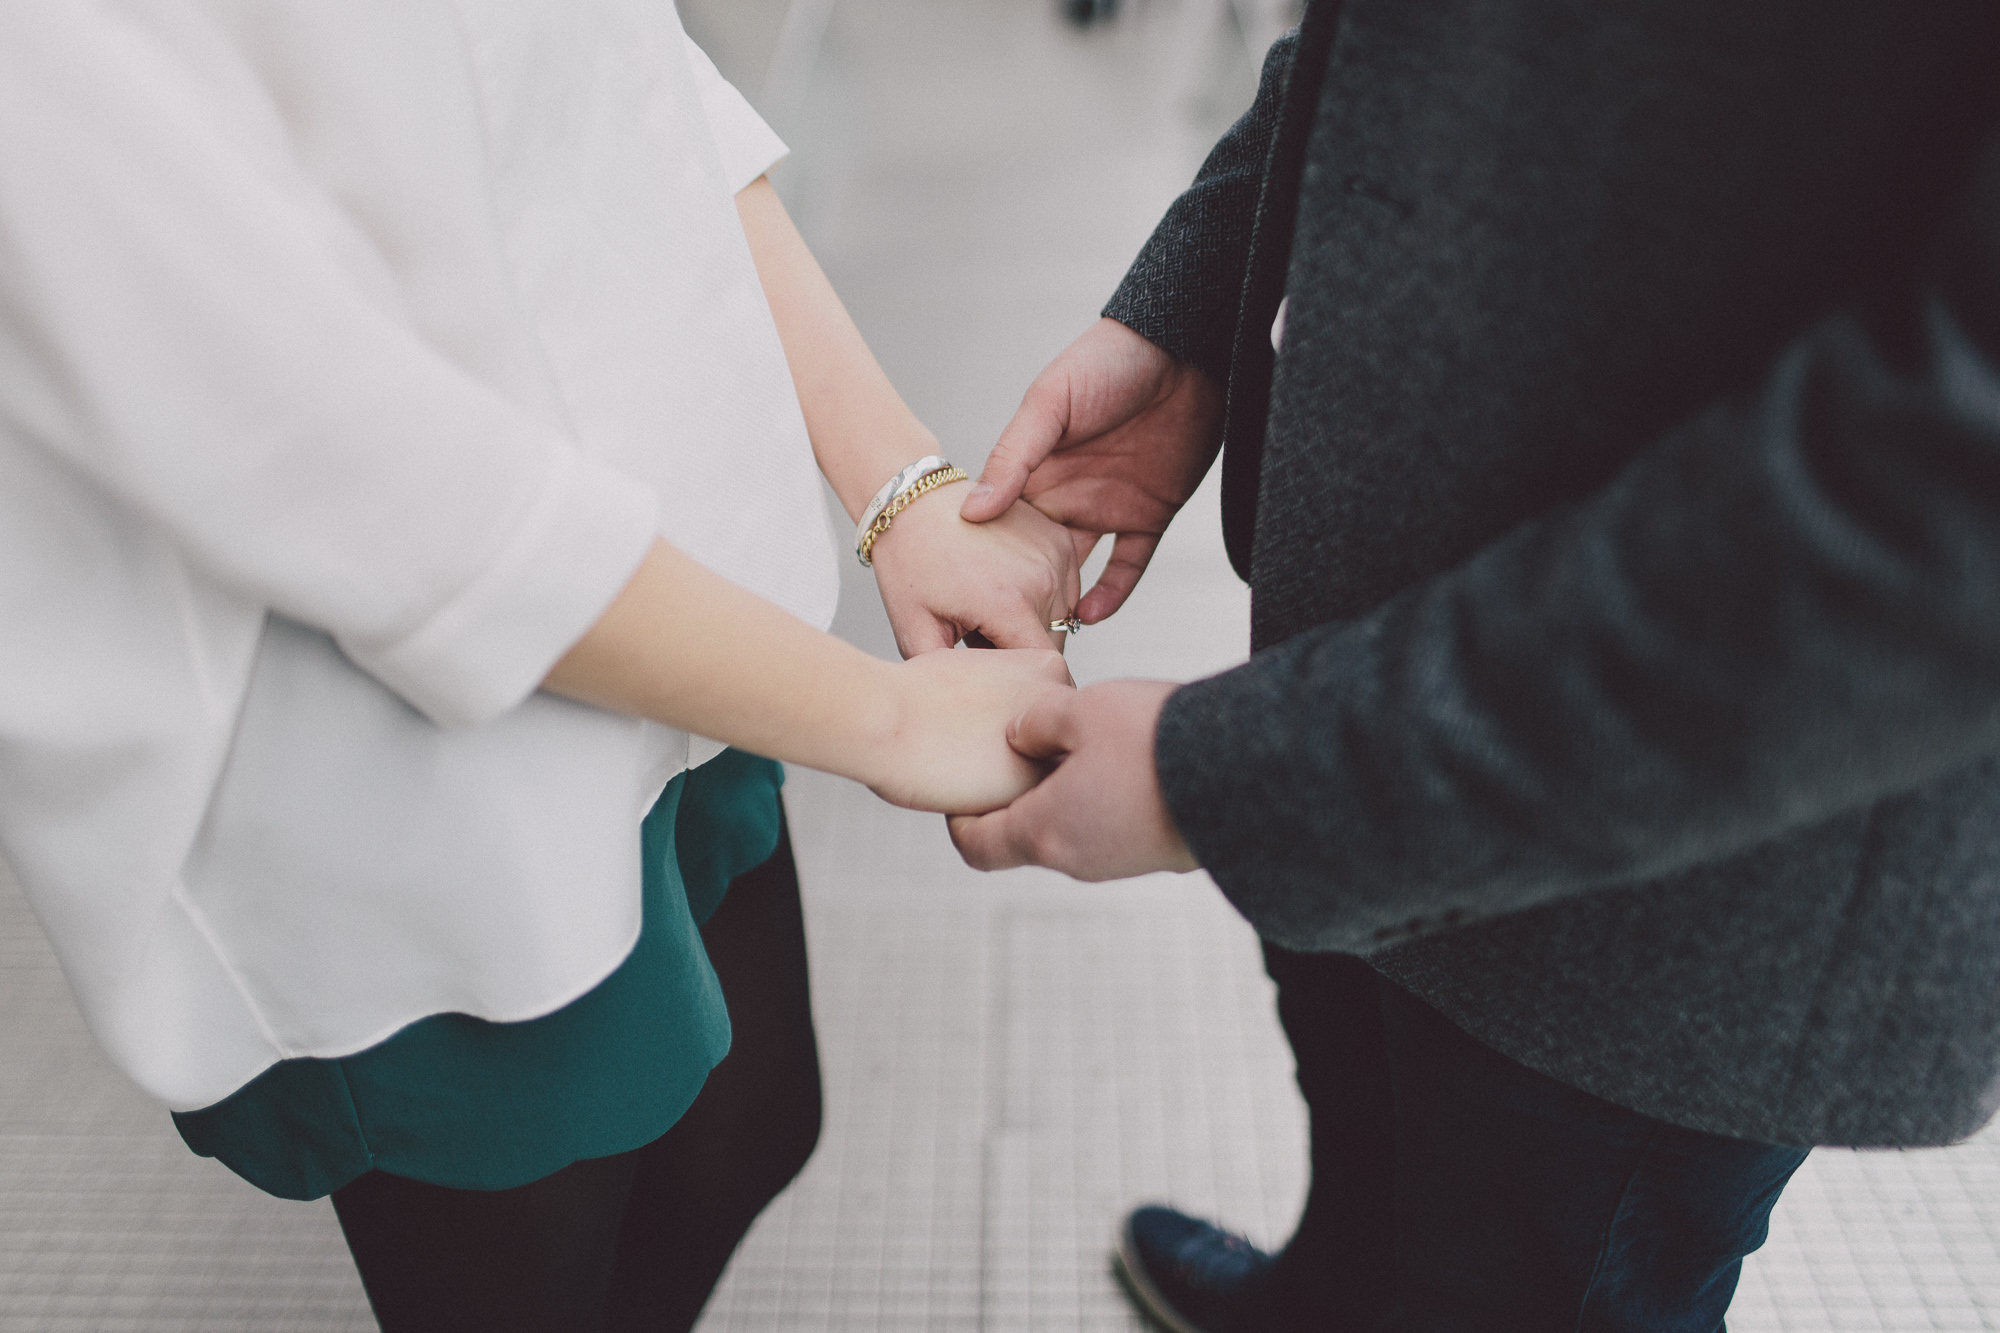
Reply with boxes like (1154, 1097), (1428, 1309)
(1258, 949), (1808, 1332)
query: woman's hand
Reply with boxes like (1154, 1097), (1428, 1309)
(857, 646), (1076, 814)
(547, 541), (1072, 808)
(949, 679), (1197, 879)
(730, 180), (1088, 657)
(868, 479), (1090, 655)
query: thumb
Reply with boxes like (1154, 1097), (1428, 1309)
(962, 381), (1068, 523)
(1007, 688), (1081, 762)
(949, 807), (1032, 872)
(891, 610), (960, 659)
(971, 596), (1067, 652)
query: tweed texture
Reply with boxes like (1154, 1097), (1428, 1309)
(1102, 37), (1289, 387)
(1135, 0), (2000, 1145)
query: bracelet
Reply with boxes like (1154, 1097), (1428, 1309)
(856, 455), (946, 546)
(856, 463), (969, 566)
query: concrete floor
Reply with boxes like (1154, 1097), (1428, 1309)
(4, 1), (1999, 1329)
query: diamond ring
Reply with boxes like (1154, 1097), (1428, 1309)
(1049, 616), (1083, 634)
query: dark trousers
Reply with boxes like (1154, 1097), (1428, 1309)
(330, 821), (821, 1333)
(1259, 948), (1808, 1333)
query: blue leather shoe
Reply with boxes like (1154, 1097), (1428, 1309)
(1113, 1205), (1275, 1333)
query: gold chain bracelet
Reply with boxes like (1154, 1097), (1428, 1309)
(857, 465), (968, 566)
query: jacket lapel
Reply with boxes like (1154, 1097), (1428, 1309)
(1219, 0), (1345, 579)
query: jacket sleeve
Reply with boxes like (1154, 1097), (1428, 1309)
(1100, 32), (1296, 383)
(1155, 117), (2000, 953)
(0, 8), (660, 728)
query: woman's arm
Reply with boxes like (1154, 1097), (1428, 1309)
(734, 178), (1089, 655)
(544, 538), (1071, 814)
(732, 177), (932, 521)
(0, 14), (1067, 817)
(549, 180), (1091, 810)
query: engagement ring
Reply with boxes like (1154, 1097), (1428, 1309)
(1050, 616), (1083, 634)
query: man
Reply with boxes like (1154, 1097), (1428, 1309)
(951, 1), (2000, 1328)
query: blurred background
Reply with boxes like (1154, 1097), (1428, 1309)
(4, 2), (1998, 1329)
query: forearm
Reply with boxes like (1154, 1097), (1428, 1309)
(735, 177), (941, 520)
(545, 539), (896, 782)
(1101, 32), (1296, 382)
(1163, 134), (2000, 950)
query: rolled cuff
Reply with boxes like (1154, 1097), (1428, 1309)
(681, 34), (790, 193)
(1153, 655), (1396, 955)
(1154, 671), (1286, 930)
(341, 448), (660, 728)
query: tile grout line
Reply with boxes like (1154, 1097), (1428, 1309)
(978, 903), (1012, 1333)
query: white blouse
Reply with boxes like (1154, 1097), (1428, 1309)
(0, 1), (839, 1110)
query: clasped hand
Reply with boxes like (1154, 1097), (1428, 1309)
(859, 477), (1080, 814)
(876, 319), (1213, 880)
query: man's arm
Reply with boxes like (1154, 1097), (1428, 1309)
(1100, 32), (1298, 384)
(958, 36), (1300, 618)
(957, 120), (2000, 928)
(1152, 121), (2000, 951)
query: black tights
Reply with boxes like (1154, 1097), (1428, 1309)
(330, 820), (821, 1333)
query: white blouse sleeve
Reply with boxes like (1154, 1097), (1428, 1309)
(0, 9), (659, 728)
(680, 33), (791, 192)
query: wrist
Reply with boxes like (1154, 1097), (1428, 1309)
(832, 434), (943, 521)
(1137, 682), (1198, 871)
(839, 654), (912, 792)
(856, 459), (969, 567)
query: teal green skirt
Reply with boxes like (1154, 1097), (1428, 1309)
(173, 750), (785, 1201)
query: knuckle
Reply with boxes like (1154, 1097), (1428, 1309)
(1028, 827), (1072, 872)
(952, 825), (991, 867)
(1019, 827), (1048, 866)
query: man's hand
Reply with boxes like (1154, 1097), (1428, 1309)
(948, 679), (1200, 881)
(960, 318), (1222, 625)
(868, 480), (1084, 654)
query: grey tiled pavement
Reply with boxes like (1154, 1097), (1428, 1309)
(3, 1), (1998, 1329)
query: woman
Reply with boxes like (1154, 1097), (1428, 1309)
(0, 4), (1077, 1328)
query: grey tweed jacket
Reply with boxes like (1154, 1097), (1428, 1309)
(1113, 0), (2000, 1146)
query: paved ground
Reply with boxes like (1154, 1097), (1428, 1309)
(3, 1), (1997, 1329)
